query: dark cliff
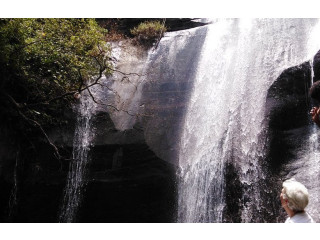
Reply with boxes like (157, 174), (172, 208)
(263, 51), (320, 222)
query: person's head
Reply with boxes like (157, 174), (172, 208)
(280, 179), (309, 212)
(310, 80), (320, 102)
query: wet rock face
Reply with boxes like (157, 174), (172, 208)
(80, 144), (177, 223)
(0, 139), (177, 222)
(266, 61), (312, 169)
(220, 61), (314, 223)
(0, 74), (180, 223)
(313, 50), (320, 81)
(223, 162), (243, 223)
(264, 61), (313, 222)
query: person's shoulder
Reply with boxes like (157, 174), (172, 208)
(306, 212), (315, 223)
(291, 212), (314, 223)
(285, 217), (293, 223)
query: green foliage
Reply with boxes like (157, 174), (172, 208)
(130, 20), (167, 46)
(0, 18), (112, 125)
(1, 19), (111, 92)
(0, 18), (115, 160)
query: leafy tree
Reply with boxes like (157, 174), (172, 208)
(0, 18), (112, 160)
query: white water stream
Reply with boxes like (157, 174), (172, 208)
(177, 19), (320, 223)
(59, 90), (96, 223)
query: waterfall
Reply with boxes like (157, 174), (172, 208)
(59, 89), (96, 223)
(283, 26), (320, 222)
(177, 19), (320, 223)
(7, 149), (19, 221)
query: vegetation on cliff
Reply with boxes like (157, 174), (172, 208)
(0, 18), (112, 160)
(0, 18), (168, 167)
(130, 20), (167, 47)
(0, 18), (204, 165)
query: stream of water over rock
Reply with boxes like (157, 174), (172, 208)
(59, 90), (96, 223)
(177, 19), (320, 223)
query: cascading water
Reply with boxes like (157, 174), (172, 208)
(7, 149), (19, 221)
(59, 89), (96, 223)
(177, 19), (320, 223)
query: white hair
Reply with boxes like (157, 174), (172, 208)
(282, 179), (309, 212)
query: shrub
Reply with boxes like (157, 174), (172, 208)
(130, 20), (167, 46)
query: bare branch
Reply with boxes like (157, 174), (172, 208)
(27, 62), (147, 107)
(93, 56), (103, 70)
(4, 93), (62, 160)
(98, 83), (121, 100)
(27, 69), (105, 107)
(107, 66), (146, 77)
(25, 64), (153, 119)
(86, 85), (99, 104)
(121, 76), (138, 90)
(83, 85), (136, 117)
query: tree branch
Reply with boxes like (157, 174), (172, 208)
(27, 63), (146, 107)
(77, 68), (85, 92)
(4, 93), (62, 160)
(107, 66), (146, 77)
(25, 64), (153, 118)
